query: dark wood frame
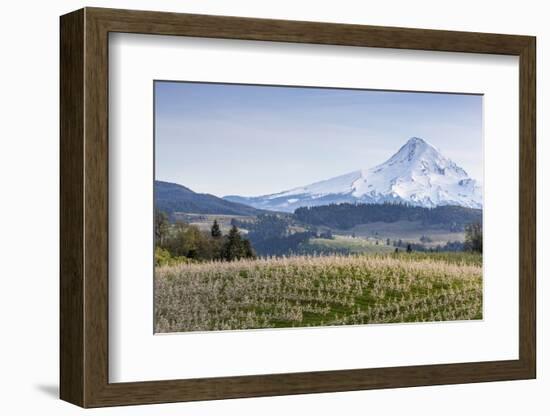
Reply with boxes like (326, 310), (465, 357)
(60, 7), (536, 408)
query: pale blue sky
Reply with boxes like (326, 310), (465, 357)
(155, 81), (483, 197)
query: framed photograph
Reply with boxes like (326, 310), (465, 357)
(60, 7), (536, 407)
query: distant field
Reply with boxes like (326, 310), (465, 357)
(155, 252), (482, 333)
(342, 220), (465, 247)
(170, 213), (465, 250)
(304, 235), (395, 254)
(172, 212), (255, 234)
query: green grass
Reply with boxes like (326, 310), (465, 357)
(172, 213), (256, 234)
(155, 252), (482, 333)
(342, 220), (466, 247)
(304, 235), (395, 254)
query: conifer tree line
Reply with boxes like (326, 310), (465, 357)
(294, 202), (481, 231)
(155, 211), (255, 265)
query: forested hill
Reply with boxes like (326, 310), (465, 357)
(155, 180), (266, 217)
(294, 203), (482, 230)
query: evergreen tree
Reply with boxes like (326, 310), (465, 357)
(211, 219), (222, 238)
(223, 225), (241, 261)
(221, 225), (255, 261)
(242, 239), (256, 259)
(154, 210), (170, 247)
(464, 222), (483, 253)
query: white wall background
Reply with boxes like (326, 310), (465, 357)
(0, 0), (545, 414)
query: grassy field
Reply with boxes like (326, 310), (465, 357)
(171, 213), (255, 234)
(341, 220), (466, 247)
(155, 252), (482, 333)
(304, 235), (395, 254)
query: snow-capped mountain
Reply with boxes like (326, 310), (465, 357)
(224, 137), (483, 212)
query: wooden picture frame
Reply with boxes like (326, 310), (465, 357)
(60, 7), (536, 408)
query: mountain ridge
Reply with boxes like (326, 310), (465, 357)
(155, 180), (268, 217)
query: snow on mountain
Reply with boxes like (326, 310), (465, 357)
(224, 137), (483, 212)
